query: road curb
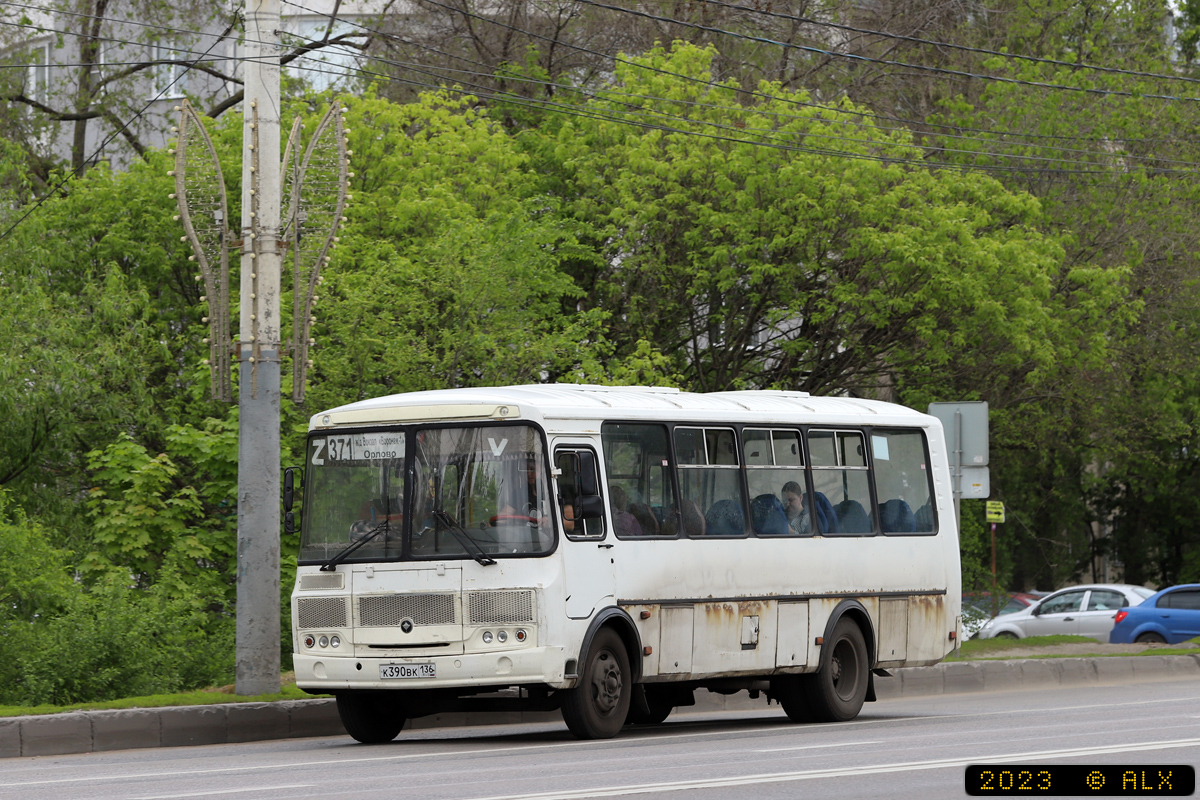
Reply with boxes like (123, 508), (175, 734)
(3, 654), (1198, 759)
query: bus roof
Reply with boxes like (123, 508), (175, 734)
(308, 385), (936, 430)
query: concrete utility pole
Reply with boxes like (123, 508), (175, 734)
(237, 0), (283, 696)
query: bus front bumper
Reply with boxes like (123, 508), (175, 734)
(294, 646), (570, 692)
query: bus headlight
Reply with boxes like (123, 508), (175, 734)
(330, 635), (341, 648)
(497, 630), (508, 643)
(319, 635), (329, 648)
(304, 634), (316, 648)
(515, 629), (527, 643)
(482, 631), (493, 643)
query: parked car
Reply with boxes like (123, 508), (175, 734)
(1109, 583), (1200, 645)
(962, 592), (1043, 639)
(975, 584), (1155, 641)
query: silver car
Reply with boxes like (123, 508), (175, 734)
(976, 584), (1155, 641)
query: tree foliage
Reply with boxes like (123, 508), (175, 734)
(4, 1), (1200, 701)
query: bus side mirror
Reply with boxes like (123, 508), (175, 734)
(576, 494), (605, 520)
(283, 466), (302, 534)
(577, 451), (600, 496)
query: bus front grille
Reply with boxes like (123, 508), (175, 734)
(467, 590), (535, 624)
(359, 593), (457, 627)
(298, 573), (345, 591)
(297, 596), (348, 628)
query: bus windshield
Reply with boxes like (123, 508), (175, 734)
(299, 424), (555, 564)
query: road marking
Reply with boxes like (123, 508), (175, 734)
(755, 740), (879, 752)
(3, 692), (1198, 789)
(455, 738), (1200, 800)
(130, 785), (313, 800)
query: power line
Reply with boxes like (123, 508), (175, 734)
(277, 52), (1199, 177)
(278, 0), (1200, 165)
(2, 0), (1191, 226)
(13, 0), (1193, 157)
(295, 32), (1200, 172)
(572, 0), (1200, 105)
(331, 0), (1197, 148)
(696, 0), (1200, 88)
(0, 14), (237, 243)
(332, 38), (1200, 170)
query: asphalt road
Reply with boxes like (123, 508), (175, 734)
(3, 680), (1199, 800)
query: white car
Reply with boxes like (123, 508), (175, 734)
(976, 584), (1155, 641)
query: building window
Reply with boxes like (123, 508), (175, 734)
(28, 42), (50, 104)
(153, 42), (188, 97)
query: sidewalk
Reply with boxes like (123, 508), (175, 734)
(3, 654), (1198, 759)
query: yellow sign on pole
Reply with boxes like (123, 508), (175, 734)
(986, 501), (1005, 523)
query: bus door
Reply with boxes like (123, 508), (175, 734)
(554, 444), (615, 619)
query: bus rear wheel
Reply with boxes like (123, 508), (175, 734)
(562, 628), (631, 739)
(807, 618), (869, 722)
(336, 691), (407, 744)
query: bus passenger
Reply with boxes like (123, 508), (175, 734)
(782, 481), (811, 534)
(609, 485), (641, 536)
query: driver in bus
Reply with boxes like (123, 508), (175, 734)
(499, 456), (550, 526)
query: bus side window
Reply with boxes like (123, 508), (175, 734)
(676, 426), (746, 537)
(745, 429), (806, 536)
(871, 430), (935, 534)
(601, 423), (679, 538)
(555, 449), (605, 539)
(809, 430), (876, 535)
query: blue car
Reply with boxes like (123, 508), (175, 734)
(1109, 583), (1200, 644)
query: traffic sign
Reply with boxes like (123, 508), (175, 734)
(928, 401), (989, 466)
(986, 501), (1005, 523)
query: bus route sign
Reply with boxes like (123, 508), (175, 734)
(986, 501), (1005, 523)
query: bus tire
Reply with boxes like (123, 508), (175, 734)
(336, 692), (406, 744)
(806, 617), (869, 722)
(562, 627), (631, 739)
(772, 674), (815, 723)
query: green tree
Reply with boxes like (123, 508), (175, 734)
(529, 43), (1114, 400)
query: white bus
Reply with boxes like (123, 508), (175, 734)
(289, 385), (962, 742)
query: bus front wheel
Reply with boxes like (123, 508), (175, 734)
(336, 691), (407, 744)
(807, 617), (869, 722)
(562, 627), (631, 739)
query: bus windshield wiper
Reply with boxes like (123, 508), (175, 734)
(432, 510), (496, 566)
(319, 519), (390, 572)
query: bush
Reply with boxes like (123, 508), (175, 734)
(2, 574), (233, 706)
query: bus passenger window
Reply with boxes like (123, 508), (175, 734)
(675, 426), (745, 536)
(809, 430), (875, 535)
(601, 423), (679, 538)
(745, 429), (807, 535)
(871, 430), (935, 533)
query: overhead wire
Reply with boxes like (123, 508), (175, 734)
(0, 8), (1146, 169)
(694, 0), (1200, 87)
(571, 0), (1200, 105)
(269, 47), (1200, 177)
(276, 0), (1200, 167)
(278, 31), (1200, 172)
(342, 0), (1199, 146)
(0, 13), (236, 243)
(9, 0), (1191, 154)
(0, 0), (1192, 231)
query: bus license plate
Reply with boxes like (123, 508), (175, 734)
(380, 663), (435, 680)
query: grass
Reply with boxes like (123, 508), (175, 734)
(0, 672), (331, 718)
(946, 634), (1200, 661)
